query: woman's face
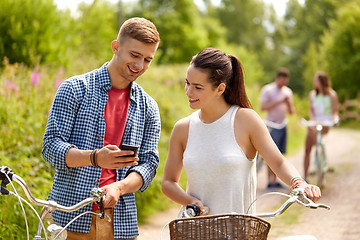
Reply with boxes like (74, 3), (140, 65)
(185, 65), (222, 110)
(313, 75), (322, 91)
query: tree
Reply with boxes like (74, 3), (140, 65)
(278, 0), (348, 95)
(320, 1), (360, 100)
(216, 0), (267, 53)
(76, 0), (118, 66)
(131, 0), (215, 63)
(0, 0), (76, 67)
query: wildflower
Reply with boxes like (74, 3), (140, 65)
(30, 71), (40, 86)
(5, 79), (19, 92)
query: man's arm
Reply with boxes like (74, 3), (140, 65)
(65, 145), (139, 169)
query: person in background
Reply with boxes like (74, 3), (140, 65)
(161, 48), (320, 216)
(260, 68), (295, 189)
(42, 17), (161, 240)
(303, 71), (339, 182)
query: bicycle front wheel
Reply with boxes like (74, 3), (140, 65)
(315, 144), (325, 188)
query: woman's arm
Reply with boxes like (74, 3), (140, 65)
(330, 89), (339, 120)
(161, 118), (205, 209)
(244, 110), (321, 202)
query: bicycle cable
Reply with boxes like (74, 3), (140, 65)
(5, 173), (30, 240)
(246, 192), (292, 214)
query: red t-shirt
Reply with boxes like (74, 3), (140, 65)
(93, 86), (130, 210)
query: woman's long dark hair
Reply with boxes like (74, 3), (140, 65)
(191, 48), (252, 109)
(315, 71), (331, 95)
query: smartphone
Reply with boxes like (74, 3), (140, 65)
(120, 144), (138, 157)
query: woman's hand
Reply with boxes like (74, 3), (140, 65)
(190, 198), (208, 216)
(298, 181), (321, 203)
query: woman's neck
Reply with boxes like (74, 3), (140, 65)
(199, 101), (232, 124)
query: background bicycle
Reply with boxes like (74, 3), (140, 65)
(0, 166), (108, 240)
(300, 118), (339, 188)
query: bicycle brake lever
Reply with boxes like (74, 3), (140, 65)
(314, 203), (331, 210)
(293, 188), (330, 210)
(97, 198), (105, 219)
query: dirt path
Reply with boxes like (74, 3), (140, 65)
(138, 128), (360, 240)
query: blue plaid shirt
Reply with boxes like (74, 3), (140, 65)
(42, 63), (161, 239)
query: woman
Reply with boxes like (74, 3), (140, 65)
(161, 48), (321, 216)
(303, 71), (339, 181)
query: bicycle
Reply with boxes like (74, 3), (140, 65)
(164, 188), (330, 240)
(300, 117), (339, 188)
(0, 166), (109, 240)
(256, 119), (288, 173)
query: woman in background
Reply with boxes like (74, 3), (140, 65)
(303, 71), (339, 181)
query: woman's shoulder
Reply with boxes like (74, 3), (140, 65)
(172, 115), (191, 133)
(235, 107), (262, 124)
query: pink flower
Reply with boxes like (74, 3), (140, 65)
(30, 72), (40, 85)
(5, 80), (19, 92)
(55, 79), (63, 89)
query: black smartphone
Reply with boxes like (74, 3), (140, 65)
(120, 144), (138, 157)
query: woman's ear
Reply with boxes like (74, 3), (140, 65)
(217, 83), (226, 96)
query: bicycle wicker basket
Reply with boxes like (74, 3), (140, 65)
(169, 213), (271, 240)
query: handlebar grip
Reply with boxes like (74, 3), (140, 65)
(1, 166), (14, 195)
(185, 204), (201, 217)
(0, 166), (14, 181)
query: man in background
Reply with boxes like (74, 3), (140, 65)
(260, 68), (295, 189)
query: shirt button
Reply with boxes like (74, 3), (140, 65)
(95, 179), (98, 183)
(100, 84), (103, 87)
(105, 93), (108, 97)
(99, 136), (103, 139)
(101, 115), (105, 118)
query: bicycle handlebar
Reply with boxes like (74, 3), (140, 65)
(0, 166), (105, 213)
(300, 117), (339, 128)
(184, 188), (330, 219)
(252, 188), (330, 218)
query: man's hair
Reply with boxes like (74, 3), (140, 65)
(118, 17), (160, 44)
(276, 67), (289, 78)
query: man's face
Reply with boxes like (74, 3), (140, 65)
(275, 76), (289, 88)
(113, 37), (158, 84)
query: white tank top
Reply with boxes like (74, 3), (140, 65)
(183, 105), (256, 215)
(312, 94), (332, 121)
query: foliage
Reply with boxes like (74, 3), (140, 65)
(76, 0), (119, 66)
(320, 1), (360, 100)
(132, 0), (214, 63)
(278, 0), (348, 95)
(215, 0), (267, 53)
(0, 0), (76, 67)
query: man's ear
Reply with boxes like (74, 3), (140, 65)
(111, 40), (119, 53)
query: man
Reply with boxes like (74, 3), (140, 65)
(260, 68), (295, 189)
(42, 17), (161, 239)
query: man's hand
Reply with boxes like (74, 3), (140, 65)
(101, 182), (122, 208)
(97, 145), (139, 169)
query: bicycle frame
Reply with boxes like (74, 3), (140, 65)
(301, 118), (338, 188)
(0, 167), (107, 240)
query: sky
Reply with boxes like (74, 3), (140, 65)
(54, 0), (291, 17)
